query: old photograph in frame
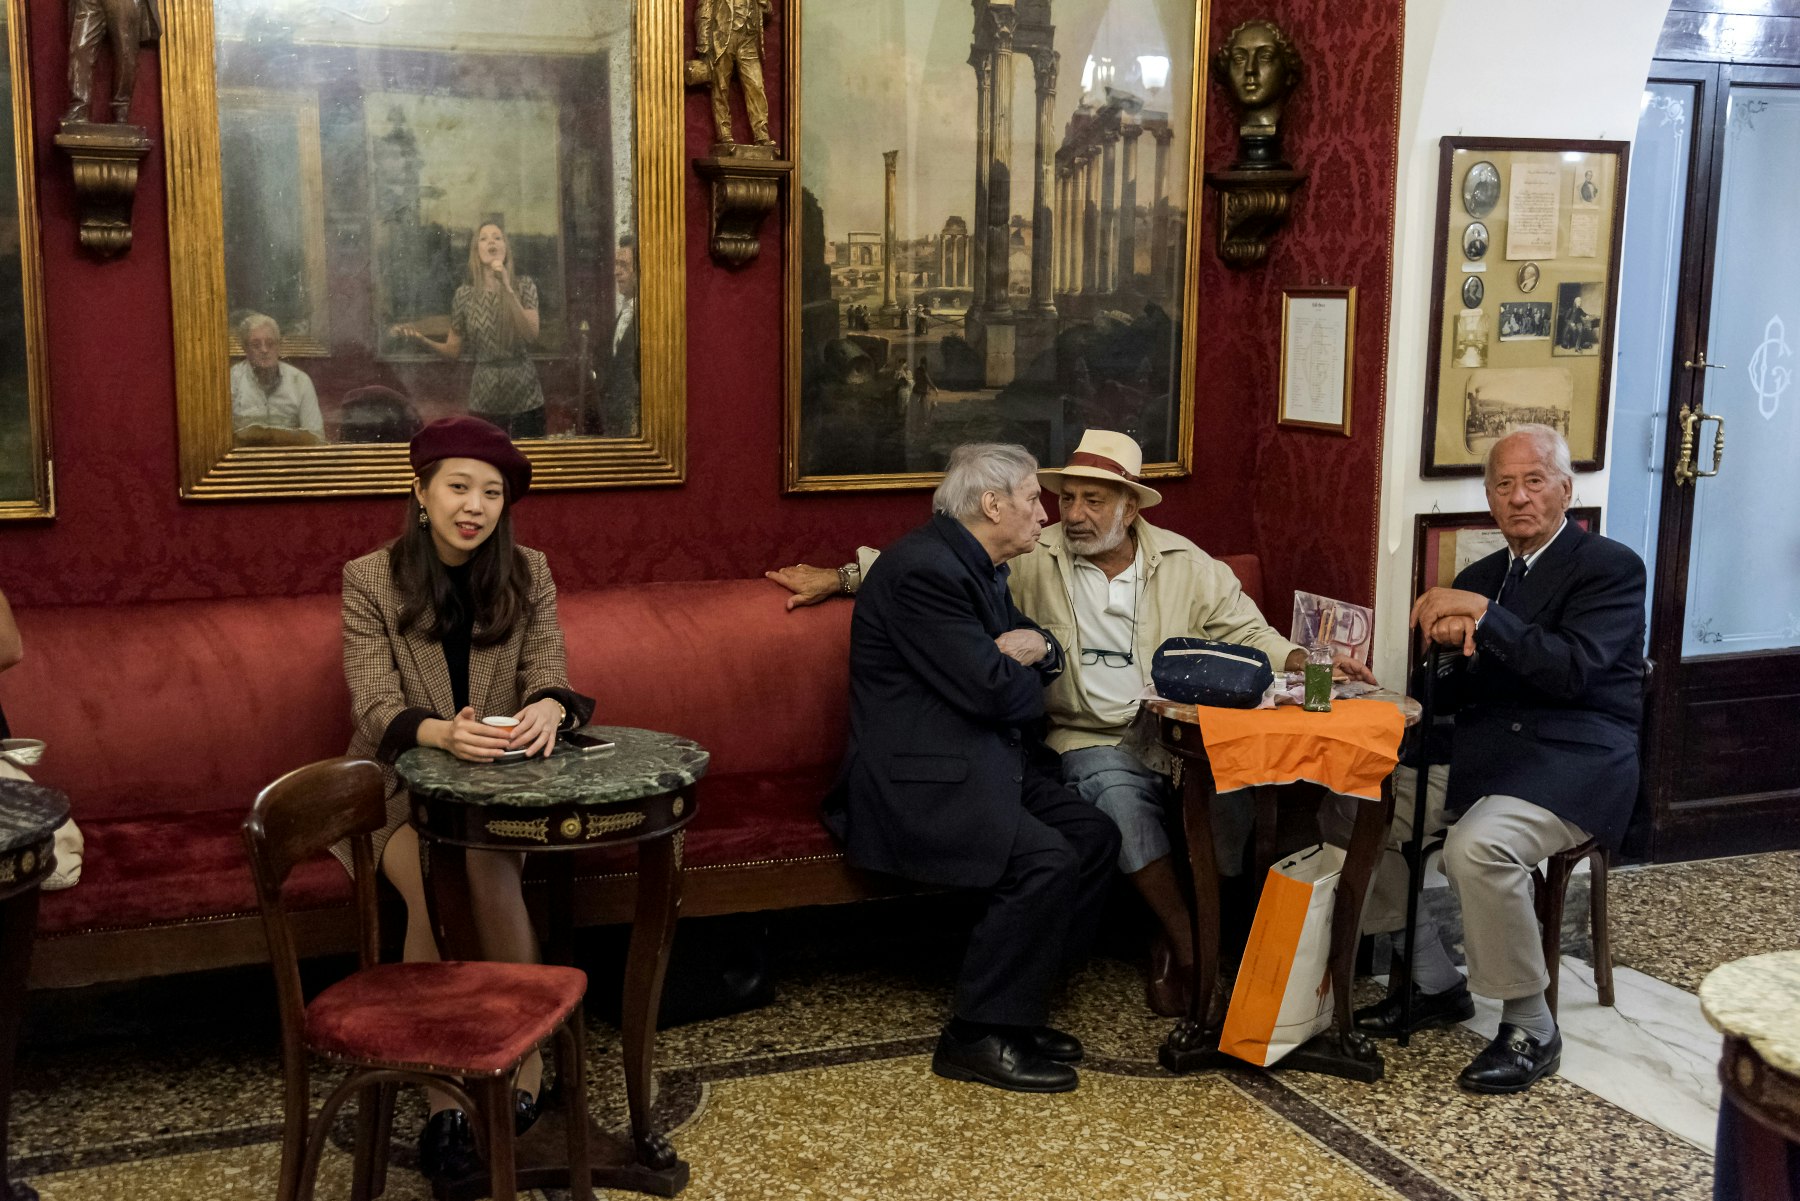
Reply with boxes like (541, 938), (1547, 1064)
(1419, 137), (1628, 478)
(783, 0), (1207, 491)
(163, 0), (687, 498)
(1277, 285), (1354, 436)
(0, 0), (50, 520)
(1412, 506), (1602, 596)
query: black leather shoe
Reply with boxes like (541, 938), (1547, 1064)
(1354, 981), (1475, 1039)
(1458, 1023), (1563, 1094)
(931, 1028), (1078, 1093)
(1027, 1026), (1084, 1064)
(514, 1087), (541, 1136)
(418, 1109), (479, 1179)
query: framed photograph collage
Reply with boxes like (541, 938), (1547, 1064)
(1419, 137), (1629, 478)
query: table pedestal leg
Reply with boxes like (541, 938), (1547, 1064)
(622, 829), (685, 1178)
(1278, 776), (1394, 1083)
(1161, 759), (1230, 1074)
(0, 885), (42, 1201)
(418, 838), (482, 962)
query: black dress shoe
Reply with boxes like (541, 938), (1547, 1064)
(1353, 982), (1475, 1039)
(1458, 1023), (1563, 1094)
(514, 1087), (541, 1136)
(418, 1109), (479, 1179)
(931, 1028), (1078, 1093)
(1027, 1026), (1084, 1064)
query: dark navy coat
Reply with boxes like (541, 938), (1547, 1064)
(827, 515), (1064, 889)
(1443, 524), (1648, 849)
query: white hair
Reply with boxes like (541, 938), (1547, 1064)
(1486, 423), (1573, 485)
(237, 312), (281, 344)
(932, 443), (1039, 521)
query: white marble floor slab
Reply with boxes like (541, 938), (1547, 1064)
(1461, 957), (1722, 1151)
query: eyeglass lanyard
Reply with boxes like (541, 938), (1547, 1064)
(1068, 546), (1143, 669)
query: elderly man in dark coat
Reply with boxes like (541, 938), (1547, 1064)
(828, 442), (1120, 1093)
(1358, 424), (1647, 1095)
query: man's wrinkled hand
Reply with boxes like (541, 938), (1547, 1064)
(995, 629), (1048, 666)
(1409, 586), (1489, 637)
(765, 564), (841, 611)
(1333, 654), (1379, 685)
(1428, 615), (1480, 656)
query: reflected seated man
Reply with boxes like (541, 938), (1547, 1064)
(231, 312), (324, 446)
(1357, 424), (1646, 1095)
(771, 430), (1377, 1020)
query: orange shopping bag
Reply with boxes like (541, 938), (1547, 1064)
(1218, 843), (1344, 1067)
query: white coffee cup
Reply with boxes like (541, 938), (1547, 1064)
(481, 716), (521, 737)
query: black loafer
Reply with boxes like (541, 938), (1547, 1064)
(1027, 1026), (1084, 1064)
(1354, 982), (1475, 1039)
(514, 1087), (541, 1136)
(1458, 1023), (1563, 1094)
(931, 1028), (1078, 1093)
(418, 1108), (479, 1179)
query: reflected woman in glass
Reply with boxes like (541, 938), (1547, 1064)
(392, 221), (547, 438)
(231, 313), (324, 443)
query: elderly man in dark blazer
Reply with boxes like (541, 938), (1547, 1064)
(1358, 424), (1646, 1094)
(828, 442), (1120, 1094)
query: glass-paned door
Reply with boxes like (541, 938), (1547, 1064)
(1680, 82), (1800, 657)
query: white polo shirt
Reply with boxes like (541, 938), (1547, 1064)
(1069, 548), (1146, 727)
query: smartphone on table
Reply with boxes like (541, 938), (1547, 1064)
(560, 731), (616, 753)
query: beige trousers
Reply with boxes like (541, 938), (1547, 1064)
(1324, 776), (1588, 1002)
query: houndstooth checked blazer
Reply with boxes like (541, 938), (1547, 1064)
(338, 543), (590, 870)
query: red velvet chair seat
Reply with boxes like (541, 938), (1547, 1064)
(305, 961), (587, 1075)
(38, 810), (352, 936)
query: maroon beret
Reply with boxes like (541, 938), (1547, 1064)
(408, 416), (533, 500)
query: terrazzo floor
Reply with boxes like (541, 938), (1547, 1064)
(10, 852), (1796, 1201)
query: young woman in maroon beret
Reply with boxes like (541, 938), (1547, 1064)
(338, 416), (592, 1177)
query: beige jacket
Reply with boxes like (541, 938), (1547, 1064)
(340, 544), (579, 865)
(1006, 518), (1302, 754)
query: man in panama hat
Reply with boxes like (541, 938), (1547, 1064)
(771, 429), (1375, 1017)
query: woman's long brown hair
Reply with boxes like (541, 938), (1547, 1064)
(390, 461), (532, 646)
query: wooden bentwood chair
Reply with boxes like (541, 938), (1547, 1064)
(243, 758), (593, 1201)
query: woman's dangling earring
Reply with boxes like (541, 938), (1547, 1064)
(418, 507), (429, 529)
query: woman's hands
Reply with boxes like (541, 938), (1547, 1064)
(422, 707), (513, 762)
(422, 701), (564, 761)
(507, 698), (564, 758)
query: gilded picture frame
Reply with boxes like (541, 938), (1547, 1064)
(162, 0), (687, 499)
(782, 0), (1207, 492)
(0, 0), (53, 520)
(1419, 137), (1629, 479)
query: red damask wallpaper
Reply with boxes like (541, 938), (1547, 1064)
(2, 0), (1400, 634)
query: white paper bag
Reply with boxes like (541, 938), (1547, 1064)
(1218, 842), (1344, 1067)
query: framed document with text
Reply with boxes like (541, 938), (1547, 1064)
(1278, 285), (1354, 436)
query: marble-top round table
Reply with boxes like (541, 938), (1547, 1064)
(1701, 952), (1800, 1198)
(397, 726), (708, 1198)
(0, 778), (70, 1201)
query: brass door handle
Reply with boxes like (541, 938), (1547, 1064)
(1684, 352), (1726, 370)
(1675, 405), (1726, 485)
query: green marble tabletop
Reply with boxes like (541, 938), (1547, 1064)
(1700, 951), (1800, 1080)
(0, 777), (69, 856)
(396, 725), (709, 809)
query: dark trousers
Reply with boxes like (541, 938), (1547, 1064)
(954, 768), (1121, 1027)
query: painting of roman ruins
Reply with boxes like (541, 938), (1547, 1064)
(786, 0), (1203, 488)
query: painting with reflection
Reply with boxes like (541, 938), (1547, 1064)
(785, 0), (1205, 490)
(0, 0), (49, 516)
(213, 0), (637, 447)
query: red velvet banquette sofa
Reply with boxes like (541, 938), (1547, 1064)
(4, 559), (1266, 990)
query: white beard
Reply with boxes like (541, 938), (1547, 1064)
(1065, 507), (1129, 557)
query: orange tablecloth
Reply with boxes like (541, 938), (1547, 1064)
(1154, 698), (1405, 801)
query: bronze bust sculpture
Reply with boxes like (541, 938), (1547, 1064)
(1211, 18), (1303, 169)
(62, 0), (162, 126)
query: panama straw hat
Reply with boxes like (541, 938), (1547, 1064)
(1035, 429), (1162, 508)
